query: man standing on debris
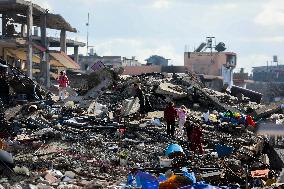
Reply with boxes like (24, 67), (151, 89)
(57, 71), (70, 100)
(0, 62), (9, 105)
(164, 102), (177, 137)
(133, 83), (145, 116)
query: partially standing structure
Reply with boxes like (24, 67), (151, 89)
(184, 37), (237, 90)
(0, 0), (85, 87)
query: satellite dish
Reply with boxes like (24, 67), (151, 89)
(215, 42), (226, 52)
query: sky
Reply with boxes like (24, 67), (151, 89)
(32, 0), (284, 73)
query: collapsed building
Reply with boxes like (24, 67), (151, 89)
(1, 59), (284, 189)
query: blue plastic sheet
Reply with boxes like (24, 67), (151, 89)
(178, 182), (240, 189)
(215, 144), (234, 158)
(183, 171), (196, 184)
(178, 182), (217, 189)
(136, 171), (159, 189)
(165, 144), (184, 156)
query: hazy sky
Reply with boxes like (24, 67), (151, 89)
(32, 0), (284, 73)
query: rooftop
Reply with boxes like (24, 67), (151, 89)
(0, 0), (77, 32)
(32, 36), (85, 47)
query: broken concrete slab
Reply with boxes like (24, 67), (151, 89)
(156, 82), (187, 99)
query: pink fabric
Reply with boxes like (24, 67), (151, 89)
(177, 108), (187, 121)
(57, 75), (69, 88)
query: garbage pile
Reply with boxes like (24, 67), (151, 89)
(0, 72), (284, 188)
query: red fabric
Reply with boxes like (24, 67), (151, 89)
(164, 105), (177, 122)
(246, 115), (255, 127)
(191, 127), (203, 143)
(191, 127), (203, 154)
(57, 75), (69, 87)
(251, 169), (269, 178)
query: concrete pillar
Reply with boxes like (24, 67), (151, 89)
(40, 12), (50, 87)
(74, 46), (79, 63)
(44, 41), (50, 87)
(26, 2), (33, 78)
(60, 29), (66, 53)
(21, 24), (26, 37)
(2, 13), (7, 36)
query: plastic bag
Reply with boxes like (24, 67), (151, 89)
(151, 118), (162, 127)
(202, 111), (210, 122)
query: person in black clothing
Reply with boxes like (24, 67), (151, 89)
(184, 118), (193, 142)
(0, 63), (9, 105)
(133, 83), (145, 115)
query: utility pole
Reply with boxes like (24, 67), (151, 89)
(86, 13), (89, 56)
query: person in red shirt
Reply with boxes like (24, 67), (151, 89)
(164, 102), (177, 137)
(190, 124), (204, 154)
(57, 71), (69, 100)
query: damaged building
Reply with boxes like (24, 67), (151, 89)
(0, 0), (85, 88)
(0, 57), (284, 188)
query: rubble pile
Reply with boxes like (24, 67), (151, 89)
(0, 72), (283, 188)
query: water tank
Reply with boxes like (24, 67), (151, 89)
(273, 55), (278, 63)
(90, 48), (94, 56)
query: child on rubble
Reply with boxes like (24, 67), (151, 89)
(190, 124), (204, 154)
(184, 118), (193, 143)
(176, 105), (187, 137)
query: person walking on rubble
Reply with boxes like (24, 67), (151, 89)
(176, 105), (187, 137)
(190, 124), (204, 154)
(57, 71), (70, 100)
(133, 83), (146, 117)
(184, 118), (193, 145)
(164, 102), (177, 137)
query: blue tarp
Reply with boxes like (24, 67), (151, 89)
(127, 173), (134, 185)
(183, 171), (196, 184)
(215, 144), (234, 158)
(182, 167), (196, 184)
(136, 171), (159, 189)
(178, 182), (217, 189)
(178, 182), (240, 189)
(165, 143), (184, 156)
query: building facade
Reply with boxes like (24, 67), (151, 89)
(122, 56), (141, 66)
(252, 65), (284, 82)
(184, 51), (237, 89)
(184, 52), (236, 76)
(79, 55), (122, 72)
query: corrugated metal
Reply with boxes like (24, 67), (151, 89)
(6, 48), (41, 63)
(49, 51), (80, 69)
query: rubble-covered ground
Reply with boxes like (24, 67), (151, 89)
(1, 72), (284, 189)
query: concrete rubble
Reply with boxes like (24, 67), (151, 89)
(1, 69), (284, 189)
